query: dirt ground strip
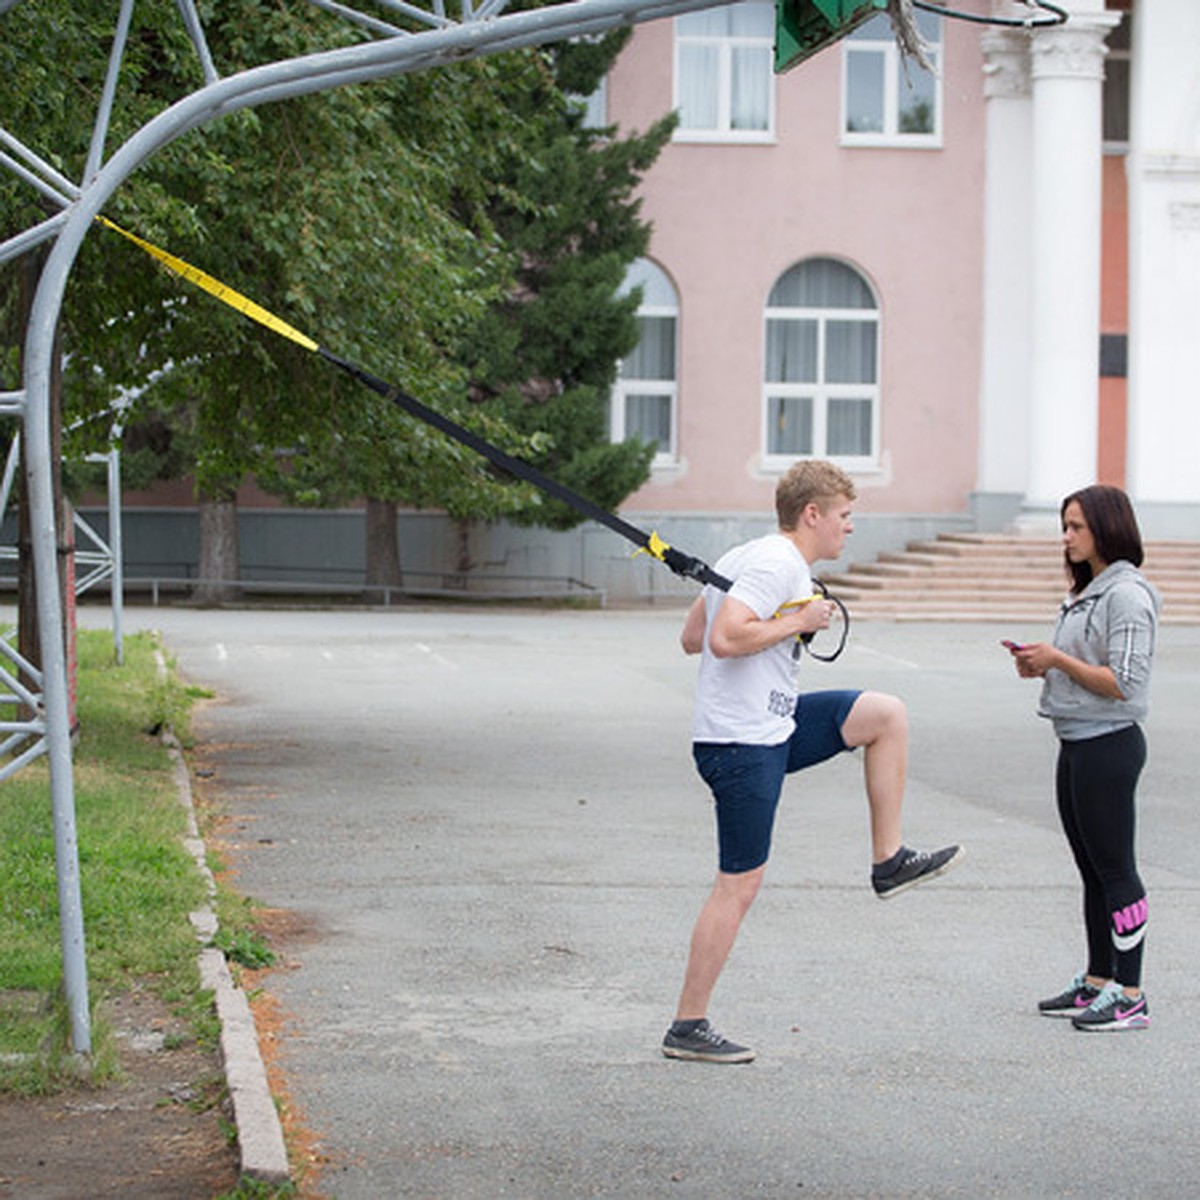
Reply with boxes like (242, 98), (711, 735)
(0, 984), (240, 1199)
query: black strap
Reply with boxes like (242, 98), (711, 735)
(319, 347), (848, 658)
(318, 347), (733, 589)
(800, 579), (851, 662)
(98, 213), (827, 617)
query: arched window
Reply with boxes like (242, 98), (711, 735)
(763, 258), (879, 465)
(612, 259), (678, 464)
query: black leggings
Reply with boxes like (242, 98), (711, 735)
(1055, 724), (1147, 988)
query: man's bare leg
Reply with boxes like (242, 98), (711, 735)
(840, 690), (907, 863)
(840, 690), (964, 897)
(674, 865), (764, 1019)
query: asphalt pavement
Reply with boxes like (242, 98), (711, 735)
(80, 603), (1200, 1198)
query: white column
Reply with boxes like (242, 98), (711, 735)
(1022, 10), (1119, 521)
(977, 28), (1033, 501)
(1126, 0), (1200, 522)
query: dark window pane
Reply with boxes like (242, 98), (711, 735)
(766, 318), (818, 382)
(768, 395), (813, 455)
(827, 398), (872, 455)
(826, 320), (877, 383)
(625, 393), (672, 451)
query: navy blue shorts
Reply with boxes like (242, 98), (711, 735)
(692, 689), (861, 874)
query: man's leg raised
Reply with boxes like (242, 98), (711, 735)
(840, 691), (963, 898)
(839, 690), (907, 863)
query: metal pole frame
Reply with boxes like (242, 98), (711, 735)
(11, 0), (734, 1055)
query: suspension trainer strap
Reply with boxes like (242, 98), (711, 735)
(315, 348), (733, 590)
(97, 215), (860, 659)
(98, 217), (732, 591)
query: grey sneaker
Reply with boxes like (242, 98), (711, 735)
(1071, 983), (1150, 1032)
(872, 844), (964, 899)
(1037, 972), (1103, 1018)
(662, 1019), (755, 1063)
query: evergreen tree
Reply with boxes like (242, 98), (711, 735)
(461, 33), (677, 530)
(3, 3), (676, 588)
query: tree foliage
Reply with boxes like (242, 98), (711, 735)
(460, 33), (676, 529)
(2, 1), (671, 537)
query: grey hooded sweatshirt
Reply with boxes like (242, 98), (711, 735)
(1038, 559), (1161, 741)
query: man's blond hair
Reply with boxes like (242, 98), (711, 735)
(775, 460), (856, 530)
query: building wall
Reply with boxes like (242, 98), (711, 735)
(1125, 0), (1200, 515)
(608, 15), (986, 520)
(1099, 153), (1129, 486)
(52, 503), (973, 606)
(61, 4), (1197, 604)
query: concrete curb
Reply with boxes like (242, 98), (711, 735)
(164, 729), (291, 1185)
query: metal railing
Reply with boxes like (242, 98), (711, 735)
(0, 569), (605, 607)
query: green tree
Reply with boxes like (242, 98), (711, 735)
(3, 3), (674, 595)
(461, 33), (676, 533)
(266, 36), (677, 583)
(4, 2), (518, 595)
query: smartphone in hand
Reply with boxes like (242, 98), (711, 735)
(1001, 639), (1025, 652)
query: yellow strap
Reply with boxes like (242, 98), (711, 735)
(96, 216), (320, 353)
(634, 530), (670, 563)
(774, 594), (823, 618)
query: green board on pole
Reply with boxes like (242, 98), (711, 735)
(774, 0), (887, 73)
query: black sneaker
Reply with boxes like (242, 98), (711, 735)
(1071, 983), (1150, 1032)
(872, 844), (964, 899)
(661, 1019), (755, 1063)
(1037, 972), (1102, 1018)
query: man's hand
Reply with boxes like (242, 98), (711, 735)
(709, 595), (832, 659)
(779, 595), (835, 636)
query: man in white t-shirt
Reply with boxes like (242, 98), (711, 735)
(662, 460), (963, 1064)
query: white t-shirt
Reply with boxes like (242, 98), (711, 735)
(692, 533), (814, 745)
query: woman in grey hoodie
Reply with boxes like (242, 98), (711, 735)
(1007, 485), (1160, 1032)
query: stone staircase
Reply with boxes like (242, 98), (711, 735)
(820, 533), (1200, 624)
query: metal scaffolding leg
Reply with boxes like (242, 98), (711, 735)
(6, 0), (746, 1057)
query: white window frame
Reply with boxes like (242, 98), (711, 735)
(673, 1), (776, 144)
(761, 265), (881, 471)
(611, 262), (679, 468)
(841, 11), (943, 149)
(612, 367), (678, 468)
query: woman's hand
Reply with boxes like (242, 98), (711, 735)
(1008, 640), (1124, 698)
(1011, 641), (1055, 678)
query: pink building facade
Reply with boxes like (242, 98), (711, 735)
(608, 4), (986, 523)
(82, 1), (1200, 600)
(577, 0), (1199, 599)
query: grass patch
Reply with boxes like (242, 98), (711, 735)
(0, 628), (223, 1093)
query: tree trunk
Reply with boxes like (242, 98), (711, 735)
(454, 520), (474, 577)
(364, 497), (401, 600)
(192, 490), (240, 605)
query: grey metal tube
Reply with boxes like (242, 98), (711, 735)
(20, 0), (732, 1057)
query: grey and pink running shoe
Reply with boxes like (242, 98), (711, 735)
(1038, 972), (1103, 1018)
(1071, 982), (1150, 1032)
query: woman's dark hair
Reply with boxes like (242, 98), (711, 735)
(1061, 484), (1143, 594)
